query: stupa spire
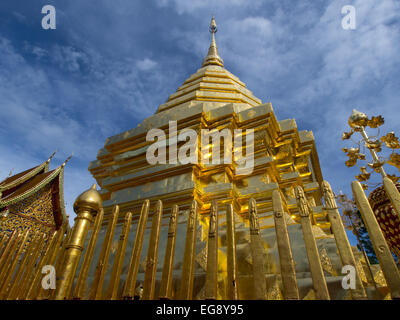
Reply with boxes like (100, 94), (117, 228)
(202, 16), (224, 67)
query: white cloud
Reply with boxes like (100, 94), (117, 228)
(155, 0), (263, 14)
(12, 11), (26, 23)
(31, 46), (48, 59)
(236, 16), (273, 36)
(52, 45), (90, 72)
(136, 58), (158, 71)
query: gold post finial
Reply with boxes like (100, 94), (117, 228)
(73, 184), (102, 214)
(55, 185), (102, 299)
(202, 16), (224, 67)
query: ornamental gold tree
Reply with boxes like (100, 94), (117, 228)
(342, 109), (400, 219)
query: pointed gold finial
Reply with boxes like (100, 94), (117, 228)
(209, 15), (217, 33)
(61, 153), (73, 167)
(202, 16), (224, 67)
(46, 150), (58, 163)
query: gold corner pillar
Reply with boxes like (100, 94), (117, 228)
(205, 201), (218, 300)
(142, 200), (163, 300)
(272, 190), (299, 300)
(159, 205), (178, 299)
(321, 181), (367, 300)
(295, 186), (330, 300)
(179, 200), (198, 300)
(248, 198), (267, 300)
(226, 204), (239, 300)
(352, 180), (400, 299)
(55, 184), (102, 300)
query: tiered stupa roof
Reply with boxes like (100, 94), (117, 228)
(156, 16), (261, 113)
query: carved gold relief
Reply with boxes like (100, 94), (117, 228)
(195, 245), (208, 272)
(319, 248), (337, 276)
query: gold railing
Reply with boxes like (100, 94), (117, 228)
(2, 181), (399, 300)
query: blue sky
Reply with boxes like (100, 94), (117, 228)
(0, 0), (399, 246)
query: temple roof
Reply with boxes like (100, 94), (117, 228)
(156, 17), (261, 113)
(0, 151), (56, 193)
(0, 154), (71, 229)
(1, 169), (59, 207)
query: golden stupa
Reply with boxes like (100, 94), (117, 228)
(84, 17), (367, 300)
(0, 17), (391, 300)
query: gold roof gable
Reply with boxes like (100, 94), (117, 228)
(0, 151), (56, 193)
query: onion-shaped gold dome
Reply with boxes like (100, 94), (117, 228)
(73, 184), (102, 214)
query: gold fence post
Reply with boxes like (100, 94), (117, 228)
(7, 234), (36, 299)
(122, 200), (150, 299)
(142, 200), (163, 300)
(0, 230), (30, 298)
(90, 204), (119, 300)
(159, 205), (179, 299)
(25, 229), (60, 299)
(7, 233), (40, 299)
(54, 228), (72, 274)
(321, 181), (367, 300)
(0, 234), (5, 253)
(19, 233), (47, 300)
(295, 186), (330, 300)
(179, 200), (198, 300)
(0, 230), (18, 273)
(55, 184), (102, 300)
(248, 198), (267, 300)
(205, 201), (218, 300)
(35, 225), (67, 300)
(352, 180), (400, 299)
(49, 228), (73, 300)
(272, 190), (299, 300)
(0, 231), (23, 288)
(226, 203), (238, 300)
(107, 211), (133, 299)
